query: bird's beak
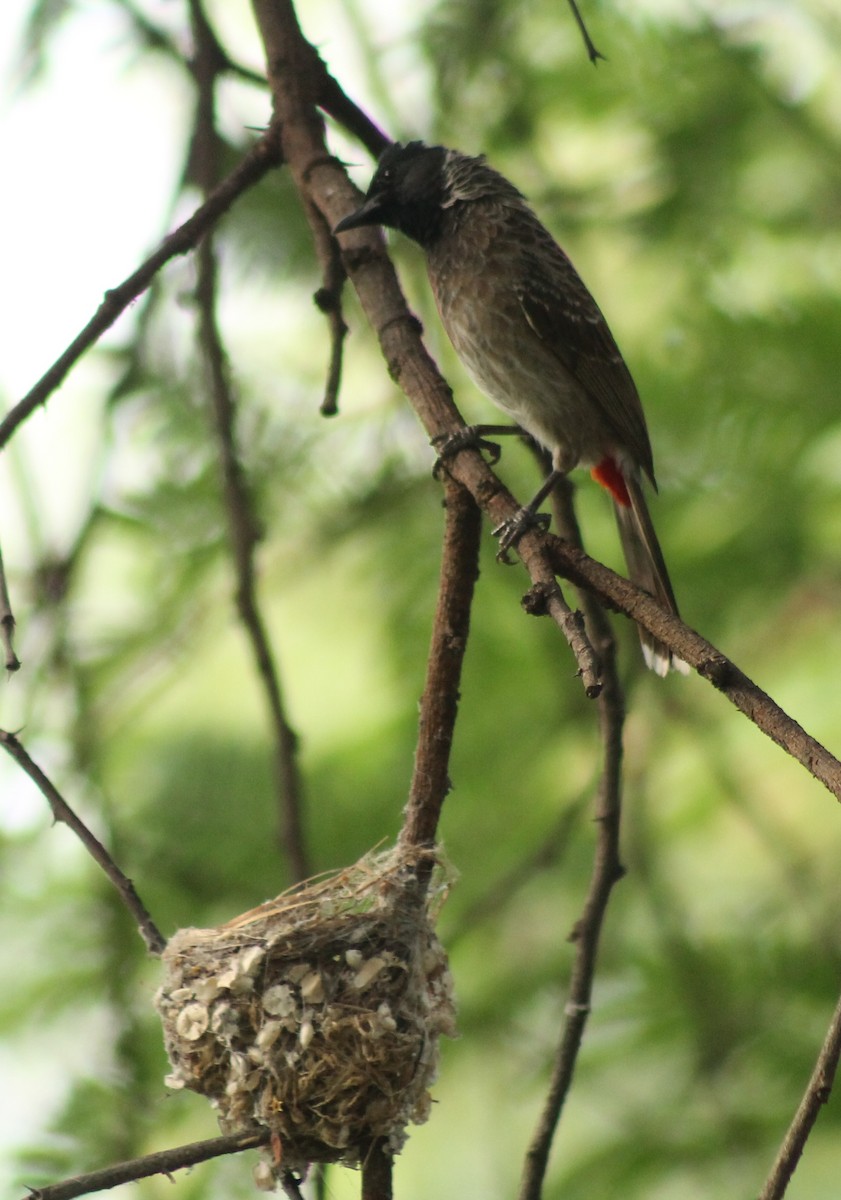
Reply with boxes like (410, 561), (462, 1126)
(333, 195), (386, 235)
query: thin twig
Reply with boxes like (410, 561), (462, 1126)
(196, 217), (310, 885)
(190, 4), (310, 883)
(19, 1128), (270, 1200)
(0, 134), (280, 451)
(521, 577), (601, 696)
(401, 480), (482, 853)
(0, 542), (21, 670)
(287, 146), (351, 415)
(542, 535), (841, 802)
(107, 0), (267, 88)
(567, 0), (605, 64)
(0, 730), (166, 954)
(279, 1168), (306, 1200)
(448, 434), (601, 689)
(317, 69), (391, 158)
(312, 231), (349, 416)
(517, 481), (626, 1200)
(758, 984), (841, 1200)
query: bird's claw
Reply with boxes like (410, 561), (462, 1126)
(431, 427), (502, 478)
(493, 507), (551, 563)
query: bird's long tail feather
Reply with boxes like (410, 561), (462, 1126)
(611, 473), (687, 676)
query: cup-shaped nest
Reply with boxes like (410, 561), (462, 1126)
(155, 845), (456, 1180)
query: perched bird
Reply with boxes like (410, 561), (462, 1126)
(335, 141), (685, 675)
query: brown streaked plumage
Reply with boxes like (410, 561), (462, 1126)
(335, 141), (685, 675)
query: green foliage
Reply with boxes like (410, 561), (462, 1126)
(2, 1), (841, 1198)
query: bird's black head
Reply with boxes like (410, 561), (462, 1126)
(334, 142), (449, 249)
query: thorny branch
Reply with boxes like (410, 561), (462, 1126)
(190, 0), (310, 883)
(0, 730), (166, 955)
(19, 1129), (271, 1200)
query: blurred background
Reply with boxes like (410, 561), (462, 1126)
(2, 1), (841, 1197)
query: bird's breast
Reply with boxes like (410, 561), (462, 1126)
(426, 224), (596, 464)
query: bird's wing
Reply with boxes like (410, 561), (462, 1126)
(515, 227), (656, 483)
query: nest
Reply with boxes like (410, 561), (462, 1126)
(155, 845), (456, 1183)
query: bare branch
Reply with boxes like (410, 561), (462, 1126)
(313, 235), (349, 416)
(195, 220), (310, 884)
(518, 482), (626, 1200)
(543, 536), (841, 802)
(360, 1138), (393, 1200)
(0, 730), (166, 955)
(401, 480), (481, 852)
(279, 1168), (307, 1200)
(0, 134), (280, 451)
(759, 987), (841, 1200)
(19, 1128), (270, 1200)
(317, 71), (391, 158)
(0, 542), (21, 671)
(521, 578), (601, 696)
(190, 3), (310, 883)
(567, 0), (606, 64)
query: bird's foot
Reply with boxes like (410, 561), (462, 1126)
(431, 424), (523, 478)
(493, 507), (551, 563)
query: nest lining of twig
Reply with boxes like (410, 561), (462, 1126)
(155, 845), (455, 1181)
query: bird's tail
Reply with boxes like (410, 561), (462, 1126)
(610, 472), (688, 676)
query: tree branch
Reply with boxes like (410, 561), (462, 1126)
(520, 576), (602, 696)
(195, 234), (311, 883)
(0, 133), (280, 451)
(190, 1), (310, 883)
(758, 983), (841, 1200)
(19, 1128), (270, 1200)
(401, 480), (481, 852)
(0, 730), (166, 955)
(312, 230), (349, 416)
(360, 1138), (393, 1200)
(518, 479), (626, 1200)
(0, 541), (21, 670)
(566, 0), (605, 64)
(543, 536), (841, 802)
(317, 70), (391, 158)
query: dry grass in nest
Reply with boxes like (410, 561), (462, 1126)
(155, 844), (456, 1184)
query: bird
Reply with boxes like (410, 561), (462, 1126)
(334, 141), (686, 676)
